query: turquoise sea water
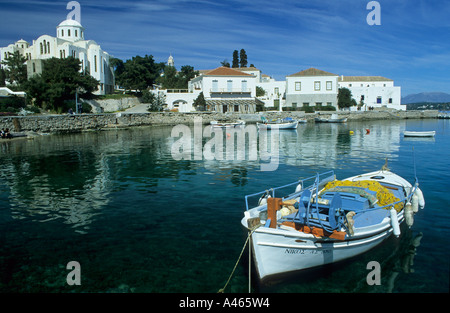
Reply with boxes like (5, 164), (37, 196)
(0, 119), (448, 293)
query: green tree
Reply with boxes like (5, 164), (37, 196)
(0, 68), (6, 87)
(144, 90), (165, 112)
(1, 51), (27, 86)
(256, 86), (266, 97)
(23, 57), (99, 111)
(116, 55), (164, 91)
(220, 59), (230, 67)
(157, 65), (199, 89)
(239, 49), (248, 68)
(337, 87), (354, 110)
(157, 65), (179, 89)
(232, 50), (239, 68)
(178, 65), (198, 88)
(109, 57), (125, 80)
(193, 92), (206, 111)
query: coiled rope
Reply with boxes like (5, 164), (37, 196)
(218, 224), (261, 293)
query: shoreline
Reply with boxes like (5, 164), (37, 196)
(0, 110), (439, 136)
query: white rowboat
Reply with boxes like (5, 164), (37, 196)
(256, 121), (299, 130)
(403, 131), (435, 137)
(210, 120), (245, 128)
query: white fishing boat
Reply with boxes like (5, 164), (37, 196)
(257, 117), (299, 130)
(257, 121), (298, 130)
(241, 165), (424, 280)
(210, 120), (245, 128)
(315, 113), (347, 123)
(403, 131), (435, 137)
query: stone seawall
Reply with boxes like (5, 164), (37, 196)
(0, 110), (439, 134)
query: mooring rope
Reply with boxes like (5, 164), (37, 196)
(218, 224), (261, 293)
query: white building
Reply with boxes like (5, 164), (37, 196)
(257, 74), (286, 110)
(157, 62), (404, 113)
(286, 68), (339, 109)
(186, 66), (262, 113)
(338, 76), (402, 111)
(0, 19), (114, 95)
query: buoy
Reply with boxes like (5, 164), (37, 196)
(366, 129), (370, 134)
(280, 206), (292, 217)
(390, 208), (401, 237)
(349, 131), (354, 135)
(258, 194), (271, 206)
(346, 211), (356, 236)
(411, 194), (419, 213)
(295, 183), (302, 193)
(415, 188), (425, 209)
(404, 202), (414, 227)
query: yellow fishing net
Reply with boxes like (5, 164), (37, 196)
(321, 180), (404, 212)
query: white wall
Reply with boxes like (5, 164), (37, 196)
(338, 79), (402, 110)
(286, 75), (338, 95)
(257, 80), (286, 108)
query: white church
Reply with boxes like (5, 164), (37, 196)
(0, 18), (114, 95)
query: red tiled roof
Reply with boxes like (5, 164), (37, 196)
(287, 67), (338, 77)
(205, 67), (254, 76)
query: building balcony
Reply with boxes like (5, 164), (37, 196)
(210, 88), (252, 95)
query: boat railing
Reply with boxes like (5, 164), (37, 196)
(244, 171), (335, 211)
(245, 171), (418, 218)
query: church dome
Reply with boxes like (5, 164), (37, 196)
(57, 19), (85, 42)
(58, 19), (83, 28)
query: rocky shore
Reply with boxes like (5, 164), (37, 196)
(0, 110), (439, 135)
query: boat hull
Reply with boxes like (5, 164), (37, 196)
(257, 121), (298, 130)
(249, 226), (394, 280)
(315, 118), (347, 123)
(403, 131), (435, 137)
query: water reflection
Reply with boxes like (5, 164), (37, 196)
(0, 122), (404, 234)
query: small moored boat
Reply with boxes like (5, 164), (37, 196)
(257, 117), (299, 130)
(241, 165), (424, 280)
(403, 131), (435, 137)
(210, 120), (245, 129)
(315, 113), (347, 123)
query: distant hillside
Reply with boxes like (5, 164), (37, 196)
(402, 92), (450, 104)
(406, 102), (450, 111)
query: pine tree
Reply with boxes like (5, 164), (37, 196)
(1, 51), (27, 86)
(232, 50), (239, 68)
(239, 49), (248, 68)
(193, 92), (206, 111)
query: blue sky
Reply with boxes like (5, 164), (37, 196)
(1, 0), (449, 96)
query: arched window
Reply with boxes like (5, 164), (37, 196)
(68, 29), (71, 37)
(75, 30), (78, 37)
(62, 29), (64, 37)
(40, 43), (43, 54)
(43, 40), (47, 54)
(47, 42), (50, 54)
